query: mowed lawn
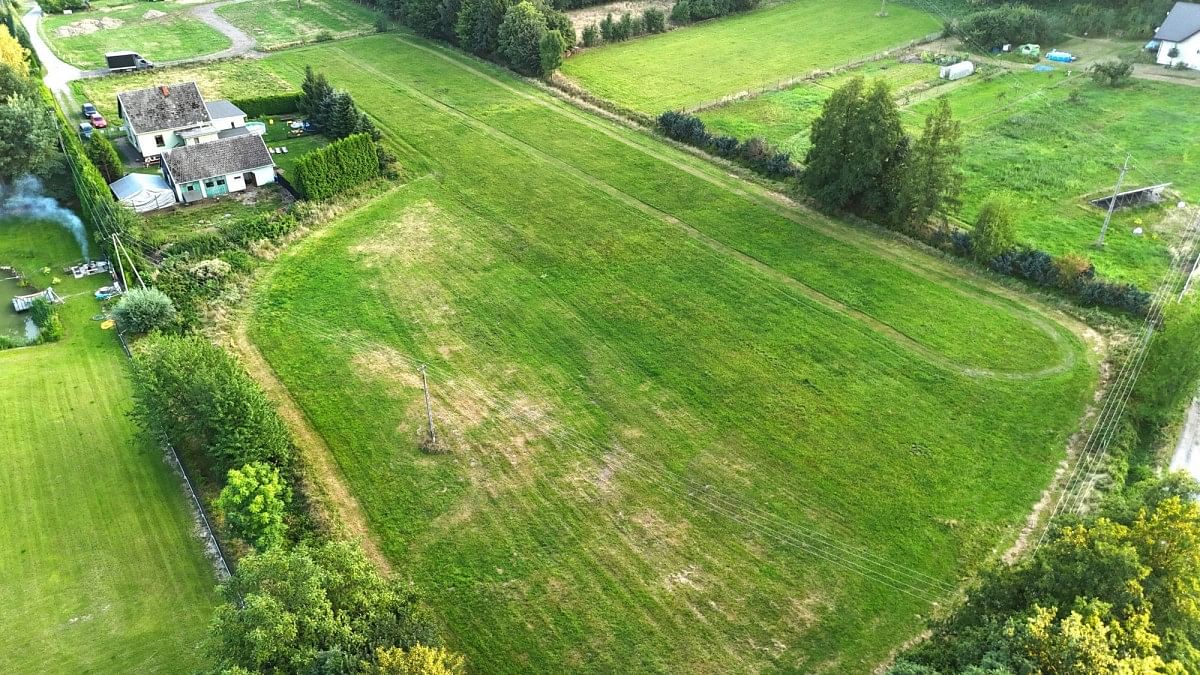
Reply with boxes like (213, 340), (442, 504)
(74, 58), (299, 119)
(559, 0), (941, 114)
(216, 0), (380, 50)
(41, 0), (230, 69)
(0, 220), (218, 671)
(245, 35), (1095, 672)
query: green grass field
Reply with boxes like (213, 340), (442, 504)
(0, 218), (218, 672)
(41, 0), (230, 70)
(699, 59), (941, 157)
(241, 35), (1096, 671)
(215, 0), (380, 50)
(559, 0), (941, 114)
(74, 59), (299, 118)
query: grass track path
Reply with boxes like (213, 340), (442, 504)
(333, 41), (1081, 381)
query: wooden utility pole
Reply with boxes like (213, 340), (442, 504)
(419, 363), (437, 446)
(111, 234), (128, 292)
(1096, 154), (1130, 248)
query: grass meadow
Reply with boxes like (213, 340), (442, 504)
(559, 0), (941, 114)
(74, 58), (299, 118)
(0, 219), (217, 671)
(242, 35), (1096, 671)
(215, 0), (380, 50)
(41, 0), (230, 69)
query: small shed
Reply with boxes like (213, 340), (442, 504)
(110, 173), (176, 212)
(939, 61), (975, 81)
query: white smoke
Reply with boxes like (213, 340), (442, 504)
(0, 175), (90, 261)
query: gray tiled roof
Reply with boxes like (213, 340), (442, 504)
(1155, 2), (1200, 41)
(163, 134), (274, 184)
(205, 99), (246, 120)
(117, 82), (210, 133)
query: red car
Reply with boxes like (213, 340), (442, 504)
(89, 112), (108, 129)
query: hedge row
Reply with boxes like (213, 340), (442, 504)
(658, 111), (796, 180)
(293, 132), (380, 201)
(933, 229), (1152, 317)
(231, 93), (302, 118)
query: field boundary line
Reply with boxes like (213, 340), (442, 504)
(342, 38), (1085, 380)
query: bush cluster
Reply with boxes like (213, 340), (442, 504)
(585, 7), (665, 45)
(952, 5), (1055, 48)
(37, 0), (86, 14)
(29, 297), (63, 343)
(131, 334), (294, 476)
(231, 93), (302, 118)
(293, 133), (381, 201)
(658, 111), (796, 180)
(670, 0), (758, 24)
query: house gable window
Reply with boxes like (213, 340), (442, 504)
(154, 134), (165, 147)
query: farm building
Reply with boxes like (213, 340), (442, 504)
(1154, 2), (1200, 70)
(109, 173), (176, 212)
(161, 133), (275, 203)
(116, 82), (250, 160)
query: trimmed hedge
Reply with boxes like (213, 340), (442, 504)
(292, 133), (380, 201)
(658, 111), (796, 180)
(231, 93), (302, 118)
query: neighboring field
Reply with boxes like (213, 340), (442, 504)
(216, 0), (380, 50)
(0, 219), (217, 671)
(73, 58), (298, 118)
(244, 35), (1095, 671)
(41, 0), (230, 69)
(699, 59), (941, 157)
(559, 0), (940, 114)
(696, 41), (1191, 287)
(904, 70), (1200, 287)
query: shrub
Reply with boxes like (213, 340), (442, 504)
(231, 94), (302, 118)
(581, 23), (599, 46)
(1053, 252), (1094, 289)
(293, 133), (381, 201)
(643, 7), (666, 32)
(375, 15), (392, 32)
(599, 12), (615, 40)
(1089, 59), (1134, 87)
(657, 110), (710, 146)
(113, 287), (178, 334)
(367, 646), (466, 675)
(670, 0), (690, 23)
(971, 198), (1017, 262)
(217, 461), (291, 551)
(314, 30), (334, 42)
(30, 298), (62, 343)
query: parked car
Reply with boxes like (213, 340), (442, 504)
(78, 122), (93, 139)
(89, 113), (108, 129)
(81, 102), (97, 118)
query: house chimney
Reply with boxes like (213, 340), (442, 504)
(160, 85), (170, 97)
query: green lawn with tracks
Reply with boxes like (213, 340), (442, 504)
(0, 219), (217, 671)
(241, 35), (1095, 671)
(41, 0), (230, 69)
(215, 0), (380, 50)
(559, 0), (940, 114)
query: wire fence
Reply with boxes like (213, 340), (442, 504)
(684, 30), (944, 113)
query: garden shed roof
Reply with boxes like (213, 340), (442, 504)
(162, 134), (273, 183)
(205, 99), (246, 120)
(1155, 2), (1200, 42)
(117, 82), (210, 133)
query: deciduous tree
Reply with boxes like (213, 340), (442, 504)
(970, 197), (1016, 262)
(217, 461), (291, 551)
(498, 1), (547, 75)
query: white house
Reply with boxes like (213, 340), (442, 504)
(161, 133), (275, 204)
(1154, 2), (1200, 69)
(116, 82), (249, 160)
